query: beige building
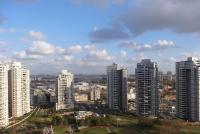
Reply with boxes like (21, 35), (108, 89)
(0, 64), (9, 128)
(74, 93), (88, 102)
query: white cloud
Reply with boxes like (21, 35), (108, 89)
(154, 40), (175, 49)
(0, 28), (16, 33)
(28, 30), (45, 40)
(121, 40), (176, 51)
(0, 41), (7, 46)
(27, 41), (56, 55)
(15, 50), (42, 60)
(14, 41), (65, 60)
(63, 55), (74, 61)
(120, 50), (127, 57)
(83, 45), (96, 51)
(84, 49), (113, 61)
(68, 45), (82, 53)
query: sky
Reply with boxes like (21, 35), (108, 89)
(0, 0), (200, 74)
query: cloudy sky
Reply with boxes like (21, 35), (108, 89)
(0, 0), (200, 74)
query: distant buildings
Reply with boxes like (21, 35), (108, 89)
(90, 85), (101, 101)
(107, 63), (128, 111)
(0, 64), (9, 128)
(74, 93), (88, 102)
(73, 82), (89, 91)
(8, 62), (30, 118)
(56, 70), (74, 110)
(176, 57), (200, 121)
(135, 59), (159, 117)
(32, 89), (56, 106)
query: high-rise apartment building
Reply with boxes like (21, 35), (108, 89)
(21, 68), (30, 114)
(56, 70), (74, 110)
(135, 59), (159, 117)
(9, 62), (30, 118)
(0, 64), (9, 128)
(176, 57), (200, 121)
(107, 63), (128, 111)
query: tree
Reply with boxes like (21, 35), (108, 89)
(67, 116), (76, 125)
(51, 115), (63, 126)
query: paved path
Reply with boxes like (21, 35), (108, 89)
(5, 107), (39, 130)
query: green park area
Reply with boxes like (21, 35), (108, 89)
(2, 108), (200, 134)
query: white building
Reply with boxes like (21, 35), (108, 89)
(176, 57), (200, 121)
(127, 88), (136, 100)
(0, 64), (9, 128)
(90, 85), (101, 101)
(73, 82), (89, 91)
(107, 63), (128, 111)
(135, 59), (159, 117)
(8, 62), (30, 118)
(56, 70), (74, 110)
(22, 68), (30, 114)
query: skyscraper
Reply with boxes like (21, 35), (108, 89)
(176, 57), (200, 121)
(21, 68), (30, 114)
(56, 70), (74, 110)
(135, 59), (159, 117)
(0, 64), (9, 128)
(107, 63), (128, 111)
(9, 62), (23, 118)
(8, 62), (30, 118)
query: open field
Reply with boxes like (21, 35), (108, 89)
(2, 108), (200, 134)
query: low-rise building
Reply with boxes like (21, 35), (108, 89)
(74, 82), (89, 92)
(75, 111), (94, 120)
(90, 85), (101, 101)
(74, 93), (88, 102)
(32, 89), (56, 106)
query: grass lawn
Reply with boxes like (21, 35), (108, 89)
(179, 128), (200, 134)
(78, 127), (120, 134)
(54, 125), (67, 134)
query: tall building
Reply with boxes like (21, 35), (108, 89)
(9, 62), (30, 118)
(176, 57), (200, 121)
(135, 59), (159, 117)
(21, 68), (30, 114)
(0, 64), (9, 128)
(107, 63), (128, 111)
(56, 70), (74, 110)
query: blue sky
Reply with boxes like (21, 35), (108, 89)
(0, 0), (200, 74)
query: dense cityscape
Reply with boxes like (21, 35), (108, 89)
(1, 0), (200, 134)
(0, 57), (200, 133)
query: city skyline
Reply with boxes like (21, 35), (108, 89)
(1, 0), (200, 74)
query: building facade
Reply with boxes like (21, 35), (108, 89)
(21, 68), (30, 114)
(135, 59), (159, 117)
(9, 62), (30, 118)
(176, 57), (200, 121)
(107, 63), (128, 111)
(90, 86), (101, 101)
(0, 64), (9, 128)
(56, 70), (74, 110)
